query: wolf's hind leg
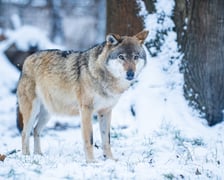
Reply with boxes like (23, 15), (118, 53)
(33, 104), (50, 155)
(22, 98), (40, 155)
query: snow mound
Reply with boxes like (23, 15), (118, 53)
(5, 25), (62, 51)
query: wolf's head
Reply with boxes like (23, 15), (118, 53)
(105, 30), (149, 82)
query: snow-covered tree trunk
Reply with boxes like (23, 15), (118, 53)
(174, 0), (224, 125)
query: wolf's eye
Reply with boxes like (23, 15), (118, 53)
(134, 55), (139, 60)
(118, 54), (125, 60)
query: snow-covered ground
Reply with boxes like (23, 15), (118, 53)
(1, 1), (224, 179)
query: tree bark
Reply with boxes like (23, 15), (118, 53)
(174, 0), (224, 125)
(106, 0), (144, 36)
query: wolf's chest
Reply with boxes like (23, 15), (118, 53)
(93, 94), (120, 113)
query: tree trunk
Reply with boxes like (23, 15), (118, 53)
(0, 0), (4, 28)
(49, 0), (64, 45)
(106, 0), (144, 36)
(174, 0), (224, 125)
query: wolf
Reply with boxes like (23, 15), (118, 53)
(16, 30), (149, 162)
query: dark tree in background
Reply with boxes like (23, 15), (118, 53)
(106, 0), (144, 35)
(49, 0), (64, 45)
(174, 0), (224, 125)
(0, 0), (3, 27)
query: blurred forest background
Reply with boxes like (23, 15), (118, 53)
(0, 0), (224, 126)
(0, 0), (106, 50)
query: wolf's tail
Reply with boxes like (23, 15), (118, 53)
(16, 103), (23, 133)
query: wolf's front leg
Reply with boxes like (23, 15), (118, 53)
(80, 105), (94, 163)
(98, 109), (115, 160)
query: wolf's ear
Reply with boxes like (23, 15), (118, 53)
(134, 30), (149, 44)
(106, 33), (121, 46)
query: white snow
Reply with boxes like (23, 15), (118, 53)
(1, 0), (224, 179)
(4, 25), (62, 51)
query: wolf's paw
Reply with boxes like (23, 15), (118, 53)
(34, 151), (43, 156)
(103, 154), (118, 161)
(86, 158), (97, 163)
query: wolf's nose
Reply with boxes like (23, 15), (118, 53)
(126, 70), (135, 81)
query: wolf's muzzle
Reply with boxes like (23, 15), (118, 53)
(126, 70), (135, 81)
